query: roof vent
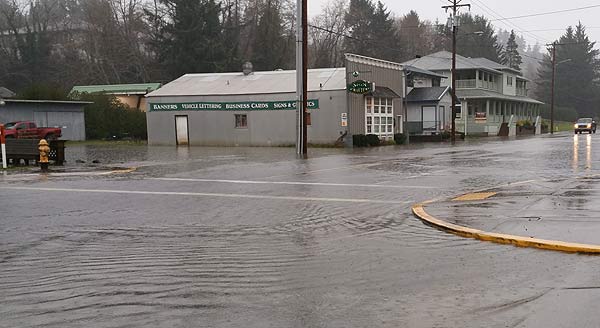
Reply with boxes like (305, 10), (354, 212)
(242, 62), (253, 75)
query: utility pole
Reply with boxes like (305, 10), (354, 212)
(295, 0), (308, 157)
(550, 42), (556, 134)
(546, 42), (574, 135)
(442, 0), (470, 143)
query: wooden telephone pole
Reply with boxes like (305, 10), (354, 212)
(295, 0), (308, 157)
(442, 0), (470, 143)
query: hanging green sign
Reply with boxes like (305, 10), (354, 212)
(149, 99), (319, 112)
(347, 80), (373, 94)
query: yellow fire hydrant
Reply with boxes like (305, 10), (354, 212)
(38, 139), (50, 172)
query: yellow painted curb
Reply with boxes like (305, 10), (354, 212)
(452, 192), (497, 201)
(107, 167), (137, 175)
(412, 202), (600, 254)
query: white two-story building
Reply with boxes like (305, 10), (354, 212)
(402, 51), (543, 136)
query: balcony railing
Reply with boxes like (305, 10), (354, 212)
(406, 121), (442, 134)
(456, 79), (501, 92)
(456, 79), (476, 89)
(516, 88), (528, 96)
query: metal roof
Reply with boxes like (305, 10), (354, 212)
(402, 51), (506, 74)
(147, 68), (347, 97)
(71, 83), (161, 95)
(345, 53), (445, 78)
(0, 87), (16, 98)
(456, 89), (544, 104)
(406, 86), (452, 102)
(469, 57), (521, 74)
(404, 65), (447, 78)
(367, 86), (401, 98)
(3, 99), (92, 105)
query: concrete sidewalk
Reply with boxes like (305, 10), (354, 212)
(420, 175), (600, 247)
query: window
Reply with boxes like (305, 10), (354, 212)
(507, 76), (513, 86)
(365, 97), (393, 140)
(235, 114), (247, 128)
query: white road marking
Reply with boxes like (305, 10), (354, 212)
(0, 186), (412, 205)
(149, 177), (437, 189)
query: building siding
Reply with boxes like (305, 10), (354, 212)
(146, 90), (347, 146)
(0, 102), (86, 140)
(345, 58), (404, 136)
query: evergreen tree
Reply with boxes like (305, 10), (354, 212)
(433, 13), (502, 62)
(536, 23), (600, 118)
(396, 10), (435, 62)
(500, 30), (522, 70)
(251, 0), (290, 71)
(148, 0), (225, 79)
(370, 1), (398, 61)
(220, 0), (243, 72)
(343, 0), (399, 61)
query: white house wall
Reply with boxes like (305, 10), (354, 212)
(503, 73), (517, 96)
(146, 90), (347, 146)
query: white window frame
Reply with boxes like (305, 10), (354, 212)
(365, 96), (394, 140)
(234, 114), (247, 128)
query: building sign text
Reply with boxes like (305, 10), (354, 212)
(347, 80), (373, 94)
(150, 100), (319, 112)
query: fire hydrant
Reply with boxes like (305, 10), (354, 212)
(38, 139), (50, 172)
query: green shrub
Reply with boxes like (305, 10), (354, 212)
(393, 133), (406, 144)
(516, 120), (532, 127)
(365, 134), (380, 146)
(353, 134), (368, 147)
(440, 131), (451, 140)
(71, 92), (147, 140)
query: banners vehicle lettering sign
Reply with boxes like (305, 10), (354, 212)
(150, 100), (319, 112)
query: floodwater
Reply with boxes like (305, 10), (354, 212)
(2, 133), (600, 327)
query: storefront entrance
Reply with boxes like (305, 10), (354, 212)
(175, 115), (189, 145)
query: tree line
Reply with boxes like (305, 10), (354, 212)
(0, 0), (537, 89)
(0, 0), (599, 118)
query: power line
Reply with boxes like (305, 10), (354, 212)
(516, 27), (600, 33)
(490, 4), (600, 21)
(469, 0), (550, 44)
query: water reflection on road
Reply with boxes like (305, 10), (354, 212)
(573, 133), (593, 172)
(3, 133), (600, 327)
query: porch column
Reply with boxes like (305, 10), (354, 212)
(463, 99), (468, 135)
(493, 101), (497, 122)
(486, 100), (490, 122)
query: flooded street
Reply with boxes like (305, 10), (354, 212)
(3, 133), (600, 327)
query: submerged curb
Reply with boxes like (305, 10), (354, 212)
(412, 200), (600, 254)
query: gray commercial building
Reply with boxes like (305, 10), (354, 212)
(146, 53), (443, 146)
(0, 99), (88, 140)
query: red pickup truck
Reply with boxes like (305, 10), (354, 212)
(2, 121), (62, 140)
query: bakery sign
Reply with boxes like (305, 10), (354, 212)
(347, 80), (373, 94)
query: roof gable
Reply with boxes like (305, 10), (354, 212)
(406, 86), (452, 102)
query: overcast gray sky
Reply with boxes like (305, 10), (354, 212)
(308, 0), (600, 50)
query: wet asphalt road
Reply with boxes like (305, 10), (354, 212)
(2, 133), (600, 327)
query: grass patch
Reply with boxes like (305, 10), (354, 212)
(554, 121), (575, 132)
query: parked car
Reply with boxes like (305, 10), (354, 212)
(574, 118), (596, 134)
(2, 121), (62, 140)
